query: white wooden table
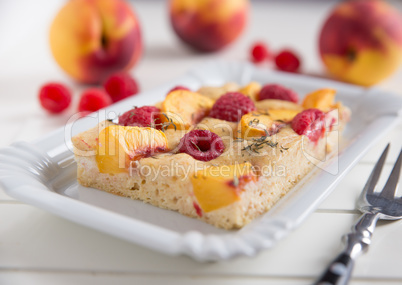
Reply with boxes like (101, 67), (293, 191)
(1, 1), (402, 284)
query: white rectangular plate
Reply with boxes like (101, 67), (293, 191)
(1, 61), (401, 261)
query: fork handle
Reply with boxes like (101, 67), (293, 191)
(314, 253), (353, 285)
(314, 212), (380, 285)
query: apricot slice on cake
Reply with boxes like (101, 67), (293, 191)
(238, 113), (276, 138)
(96, 125), (168, 174)
(267, 109), (300, 121)
(238, 81), (261, 100)
(255, 99), (303, 112)
(238, 109), (298, 139)
(161, 90), (214, 129)
(191, 163), (256, 212)
(302, 88), (336, 111)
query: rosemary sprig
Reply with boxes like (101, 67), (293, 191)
(148, 113), (178, 132)
(128, 107), (139, 118)
(191, 141), (202, 152)
(241, 131), (278, 153)
(161, 113), (177, 131)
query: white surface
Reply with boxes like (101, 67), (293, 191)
(1, 61), (402, 262)
(1, 0), (402, 283)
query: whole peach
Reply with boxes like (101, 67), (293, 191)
(169, 0), (248, 52)
(319, 0), (402, 86)
(50, 0), (142, 84)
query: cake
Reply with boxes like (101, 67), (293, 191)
(72, 82), (350, 229)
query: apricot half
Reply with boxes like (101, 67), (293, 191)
(238, 110), (299, 139)
(96, 125), (168, 174)
(268, 109), (300, 121)
(239, 82), (261, 101)
(255, 99), (303, 112)
(302, 88), (336, 111)
(238, 113), (275, 138)
(191, 163), (256, 212)
(161, 90), (214, 129)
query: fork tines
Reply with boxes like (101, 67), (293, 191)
(360, 144), (402, 201)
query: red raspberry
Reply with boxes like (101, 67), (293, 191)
(118, 106), (162, 129)
(275, 49), (301, 72)
(103, 72), (139, 103)
(178, 130), (225, 161)
(210, 92), (256, 122)
(250, 42), (269, 63)
(291, 109), (326, 142)
(78, 88), (112, 114)
(168, 86), (190, 94)
(38, 83), (71, 113)
(258, 84), (299, 103)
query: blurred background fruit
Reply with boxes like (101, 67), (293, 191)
(103, 72), (139, 103)
(319, 0), (402, 86)
(49, 0), (142, 84)
(169, 0), (249, 52)
(78, 88), (112, 114)
(38, 82), (71, 113)
(250, 42), (270, 63)
(275, 49), (301, 73)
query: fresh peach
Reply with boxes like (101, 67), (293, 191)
(161, 90), (214, 129)
(50, 0), (142, 84)
(302, 89), (336, 111)
(96, 125), (168, 174)
(191, 163), (256, 212)
(169, 0), (248, 52)
(319, 0), (402, 86)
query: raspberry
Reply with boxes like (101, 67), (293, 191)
(78, 88), (112, 114)
(291, 109), (326, 142)
(168, 86), (190, 94)
(258, 84), (299, 103)
(38, 83), (71, 113)
(210, 92), (256, 122)
(250, 42), (269, 63)
(118, 106), (162, 129)
(275, 49), (301, 72)
(178, 130), (225, 161)
(103, 72), (139, 103)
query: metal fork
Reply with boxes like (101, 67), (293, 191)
(315, 144), (402, 285)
